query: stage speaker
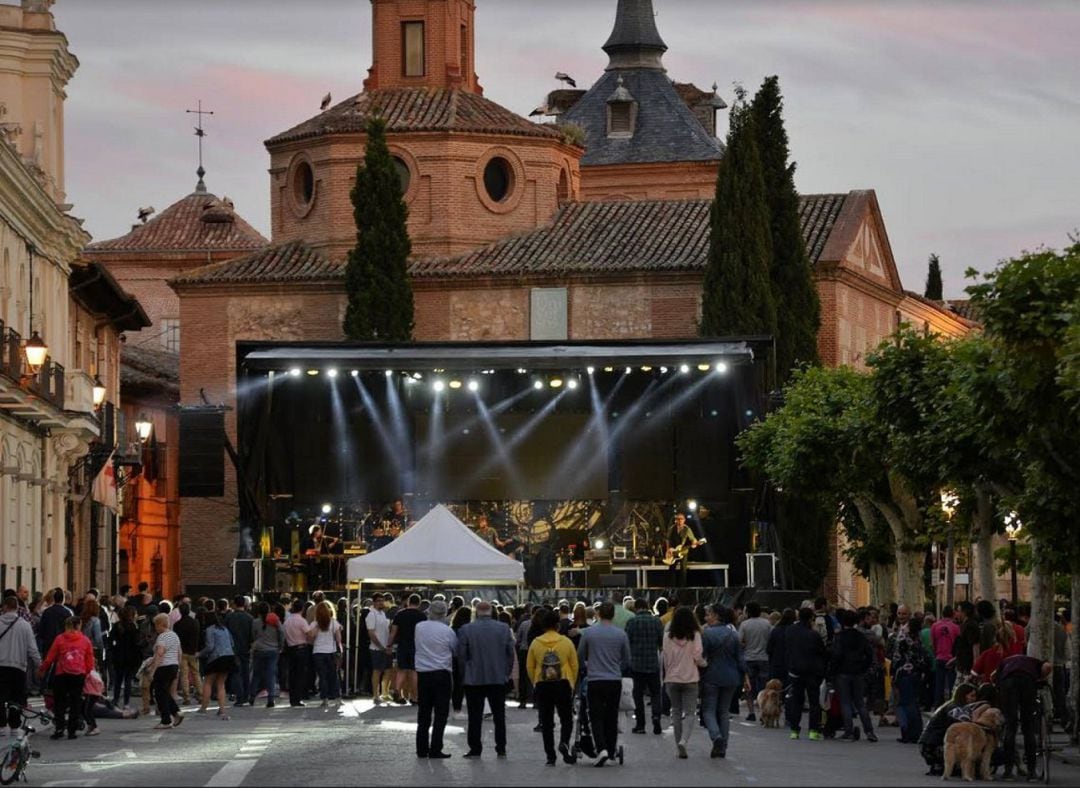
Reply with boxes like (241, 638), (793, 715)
(232, 559), (259, 594)
(179, 408), (226, 497)
(748, 553), (778, 588)
(599, 574), (624, 588)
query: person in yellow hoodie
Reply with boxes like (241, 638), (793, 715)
(526, 608), (579, 766)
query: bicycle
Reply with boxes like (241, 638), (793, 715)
(0, 704), (51, 785)
(1032, 683), (1052, 785)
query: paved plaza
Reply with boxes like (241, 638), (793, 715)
(19, 698), (1080, 787)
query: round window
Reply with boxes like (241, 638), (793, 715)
(392, 156), (412, 195)
(483, 157), (513, 203)
(292, 161), (315, 206)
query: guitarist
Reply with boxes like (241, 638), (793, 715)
(665, 513), (702, 587)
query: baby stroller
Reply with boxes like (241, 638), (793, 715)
(570, 679), (624, 766)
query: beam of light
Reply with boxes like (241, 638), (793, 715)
(414, 385), (533, 467)
(328, 372), (362, 499)
(353, 376), (402, 481)
(471, 390), (523, 494)
(384, 372), (411, 451)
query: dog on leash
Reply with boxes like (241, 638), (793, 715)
(943, 705), (1005, 782)
(757, 679), (784, 729)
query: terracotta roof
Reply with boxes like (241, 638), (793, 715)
(904, 291), (981, 328)
(120, 344), (179, 398)
(411, 194), (849, 279)
(85, 191), (267, 254)
(170, 240), (339, 287)
(947, 299), (979, 321)
(799, 192), (849, 264)
(266, 88), (563, 147)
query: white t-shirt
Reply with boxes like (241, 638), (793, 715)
(155, 630), (181, 667)
(367, 608), (390, 652)
(309, 620), (341, 655)
(414, 620), (458, 673)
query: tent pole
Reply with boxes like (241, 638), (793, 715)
(352, 582), (363, 698)
(345, 583), (352, 697)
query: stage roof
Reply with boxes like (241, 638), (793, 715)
(239, 339), (763, 372)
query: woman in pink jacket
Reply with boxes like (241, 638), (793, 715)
(663, 607), (707, 759)
(39, 616), (95, 740)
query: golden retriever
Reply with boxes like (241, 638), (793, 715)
(943, 706), (1005, 782)
(757, 679), (784, 729)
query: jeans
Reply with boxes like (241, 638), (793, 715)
(666, 682), (699, 746)
(230, 653), (252, 703)
(999, 673), (1037, 775)
(701, 682), (737, 749)
(835, 673), (874, 737)
(631, 670), (662, 728)
(451, 656), (465, 712)
(785, 673), (822, 733)
(517, 650), (531, 705)
(416, 670), (452, 756)
(52, 673), (85, 737)
(465, 684), (507, 754)
(534, 680), (573, 759)
(179, 654), (203, 703)
(152, 665), (180, 725)
(587, 680), (622, 757)
(111, 664), (133, 707)
(312, 653), (340, 700)
(287, 645), (309, 704)
(933, 659), (955, 708)
(745, 660), (770, 712)
(895, 671), (923, 742)
(251, 650), (279, 702)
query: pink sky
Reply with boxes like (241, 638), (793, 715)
(54, 0), (1080, 298)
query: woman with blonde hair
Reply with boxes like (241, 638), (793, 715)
(308, 600), (342, 707)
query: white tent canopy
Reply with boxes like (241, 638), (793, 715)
(346, 504), (524, 586)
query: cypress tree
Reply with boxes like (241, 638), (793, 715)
(751, 75), (821, 380)
(343, 116), (414, 341)
(701, 89), (777, 339)
(924, 253), (943, 300)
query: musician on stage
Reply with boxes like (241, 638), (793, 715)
(474, 515), (509, 550)
(665, 512), (702, 587)
(301, 524), (339, 589)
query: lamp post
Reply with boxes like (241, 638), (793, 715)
(92, 376), (107, 409)
(1004, 512), (1022, 607)
(940, 490), (959, 608)
(135, 413), (153, 444)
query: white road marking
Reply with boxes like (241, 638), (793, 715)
(43, 781), (100, 787)
(92, 750), (138, 760)
(204, 760), (257, 787)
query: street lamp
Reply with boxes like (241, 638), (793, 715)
(134, 413), (153, 443)
(23, 331), (47, 374)
(1004, 511), (1022, 606)
(92, 376), (107, 408)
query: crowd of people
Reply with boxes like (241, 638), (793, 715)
(0, 583), (1073, 778)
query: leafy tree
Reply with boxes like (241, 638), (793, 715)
(925, 253), (944, 300)
(343, 116), (414, 341)
(701, 88), (777, 345)
(751, 76), (821, 380)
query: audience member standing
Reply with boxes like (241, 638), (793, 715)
(662, 607), (706, 759)
(738, 601), (772, 722)
(173, 603), (202, 706)
(414, 600), (458, 759)
(225, 596), (254, 707)
(701, 604), (747, 758)
(784, 606), (827, 741)
(577, 601), (631, 767)
(929, 605), (959, 707)
(39, 616), (94, 739)
(624, 597), (664, 735)
(147, 613), (183, 729)
(283, 600), (310, 706)
(527, 608), (579, 766)
(829, 608), (878, 742)
(389, 594), (425, 704)
(0, 594), (40, 736)
(457, 602), (515, 758)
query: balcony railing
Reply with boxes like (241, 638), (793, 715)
(0, 320), (66, 411)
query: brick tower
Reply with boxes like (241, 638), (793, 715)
(363, 0), (481, 94)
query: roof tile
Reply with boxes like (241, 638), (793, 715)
(170, 240), (340, 286)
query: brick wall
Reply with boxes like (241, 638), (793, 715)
(365, 0), (479, 93)
(578, 160), (718, 203)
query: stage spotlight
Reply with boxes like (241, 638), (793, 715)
(385, 369), (394, 377)
(586, 366), (595, 375)
(660, 366), (669, 374)
(321, 503), (332, 514)
(640, 365), (652, 372)
(697, 363), (710, 372)
(433, 380), (446, 393)
(306, 369), (319, 376)
(404, 376), (417, 385)
(625, 366), (632, 375)
(603, 366), (614, 373)
(550, 378), (564, 389)
(289, 368), (301, 377)
(413, 372), (423, 380)
(567, 379), (579, 390)
(679, 364), (690, 374)
(326, 368), (338, 378)
(687, 499), (698, 512)
(715, 361), (729, 374)
(594, 538), (605, 550)
(517, 368), (528, 374)
(350, 370), (359, 377)
(533, 380), (544, 390)
(449, 380), (463, 390)
(467, 380), (480, 392)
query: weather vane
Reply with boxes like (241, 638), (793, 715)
(186, 99), (214, 193)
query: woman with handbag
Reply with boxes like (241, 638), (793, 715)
(308, 601), (342, 707)
(107, 606), (141, 709)
(197, 610), (236, 719)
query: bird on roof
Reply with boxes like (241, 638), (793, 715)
(529, 104), (548, 118)
(320, 92), (332, 111)
(137, 206), (156, 223)
(555, 72), (577, 88)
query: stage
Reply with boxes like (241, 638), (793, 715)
(230, 338), (776, 592)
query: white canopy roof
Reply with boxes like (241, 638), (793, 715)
(346, 504), (525, 586)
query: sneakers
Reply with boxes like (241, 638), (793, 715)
(789, 730), (800, 740)
(676, 743), (688, 759)
(373, 696), (382, 706)
(808, 730), (824, 741)
(746, 713), (756, 722)
(710, 740), (725, 759)
(559, 742), (575, 765)
(866, 732), (878, 743)
(653, 719), (662, 735)
(631, 726), (646, 734)
(839, 732), (857, 742)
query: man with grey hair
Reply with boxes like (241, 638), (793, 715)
(457, 601), (515, 757)
(414, 600), (458, 758)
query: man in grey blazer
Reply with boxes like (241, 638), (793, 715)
(456, 601), (515, 757)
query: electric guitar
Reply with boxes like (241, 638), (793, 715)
(662, 537), (707, 566)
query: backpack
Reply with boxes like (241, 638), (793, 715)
(539, 648), (563, 682)
(59, 647), (84, 675)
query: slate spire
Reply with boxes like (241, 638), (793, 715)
(602, 0), (668, 71)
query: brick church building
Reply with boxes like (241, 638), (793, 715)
(94, 0), (973, 603)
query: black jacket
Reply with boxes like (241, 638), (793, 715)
(767, 623), (789, 677)
(830, 627), (874, 676)
(38, 604), (72, 655)
(785, 621), (827, 678)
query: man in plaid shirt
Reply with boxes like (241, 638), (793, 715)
(624, 597), (665, 734)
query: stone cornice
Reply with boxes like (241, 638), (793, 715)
(816, 263), (903, 307)
(0, 23), (78, 88)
